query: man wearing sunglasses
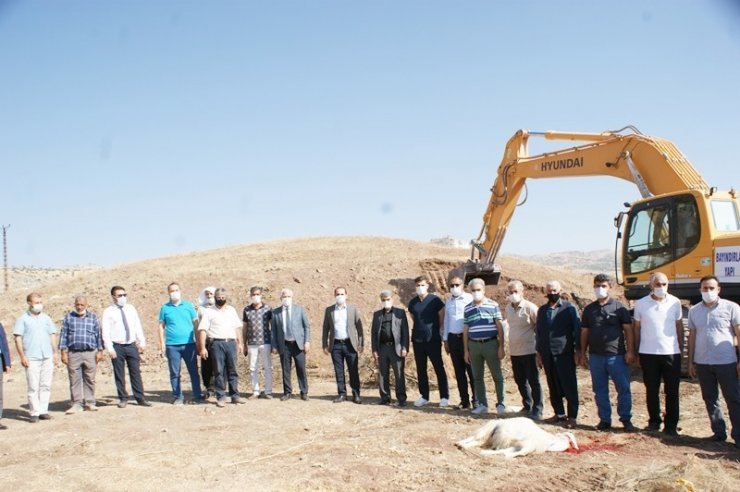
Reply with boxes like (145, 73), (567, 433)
(443, 276), (475, 410)
(102, 286), (151, 408)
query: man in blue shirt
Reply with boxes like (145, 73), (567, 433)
(158, 282), (202, 404)
(536, 280), (581, 428)
(13, 292), (58, 423)
(59, 296), (104, 414)
(408, 276), (449, 408)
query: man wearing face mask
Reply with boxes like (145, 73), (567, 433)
(13, 292), (58, 422)
(102, 286), (151, 408)
(158, 282), (202, 405)
(463, 278), (506, 416)
(408, 276), (449, 408)
(688, 275), (740, 448)
(535, 280), (581, 428)
(198, 287), (245, 407)
(197, 286), (216, 398)
(371, 290), (409, 406)
(243, 286), (273, 399)
(505, 280), (543, 420)
(271, 288), (311, 401)
(322, 287), (364, 403)
(59, 296), (104, 414)
(580, 274), (635, 432)
(443, 276), (476, 410)
(633, 272), (683, 436)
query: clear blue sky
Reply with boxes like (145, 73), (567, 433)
(1, 0), (739, 267)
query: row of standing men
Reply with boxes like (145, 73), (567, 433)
(1, 274), (739, 450)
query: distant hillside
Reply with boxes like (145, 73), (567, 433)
(2, 265), (102, 292)
(510, 249), (615, 275)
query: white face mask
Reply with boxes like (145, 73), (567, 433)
(336, 294), (347, 305)
(251, 295), (262, 305)
(382, 300), (393, 310)
(31, 303), (44, 314)
(594, 287), (608, 299)
(653, 286), (667, 298)
(508, 293), (522, 304)
(116, 296), (127, 307)
(169, 291), (181, 302)
(281, 297), (292, 307)
(472, 291), (485, 302)
(206, 297), (215, 306)
(416, 285), (428, 296)
(701, 290), (719, 303)
(450, 286), (463, 297)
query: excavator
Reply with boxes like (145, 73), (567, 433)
(463, 125), (740, 304)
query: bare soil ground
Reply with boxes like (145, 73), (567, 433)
(0, 237), (738, 491)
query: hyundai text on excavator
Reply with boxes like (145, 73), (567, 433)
(464, 126), (740, 304)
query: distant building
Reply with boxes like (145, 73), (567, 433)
(430, 236), (468, 249)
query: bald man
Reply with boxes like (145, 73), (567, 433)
(59, 296), (104, 413)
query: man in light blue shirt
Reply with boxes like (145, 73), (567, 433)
(158, 282), (202, 404)
(443, 275), (475, 410)
(13, 292), (58, 423)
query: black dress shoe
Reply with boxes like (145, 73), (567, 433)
(300, 393), (309, 401)
(39, 413), (53, 420)
(456, 402), (470, 410)
(397, 401), (407, 407)
(353, 395), (362, 404)
(136, 399), (153, 407)
(280, 394), (292, 401)
(379, 399), (391, 405)
(333, 395), (346, 403)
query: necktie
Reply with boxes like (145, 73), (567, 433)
(285, 307), (293, 340)
(119, 306), (131, 343)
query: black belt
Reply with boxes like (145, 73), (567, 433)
(113, 342), (134, 346)
(210, 338), (235, 342)
(450, 333), (464, 339)
(380, 341), (395, 346)
(69, 348), (96, 353)
(469, 337), (496, 343)
(334, 339), (349, 344)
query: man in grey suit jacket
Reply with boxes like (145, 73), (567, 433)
(371, 290), (409, 407)
(322, 287), (364, 404)
(271, 288), (311, 401)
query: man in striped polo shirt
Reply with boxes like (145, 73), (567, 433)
(463, 278), (506, 415)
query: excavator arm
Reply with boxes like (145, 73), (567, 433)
(465, 126), (709, 284)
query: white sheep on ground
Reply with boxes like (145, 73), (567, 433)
(456, 417), (578, 459)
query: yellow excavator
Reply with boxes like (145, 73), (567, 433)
(465, 126), (740, 303)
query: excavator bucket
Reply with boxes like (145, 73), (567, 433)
(462, 260), (501, 286)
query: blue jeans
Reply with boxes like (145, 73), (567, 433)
(589, 353), (632, 423)
(166, 343), (202, 401)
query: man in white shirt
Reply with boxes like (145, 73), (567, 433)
(101, 286), (151, 408)
(322, 287), (364, 404)
(505, 280), (543, 420)
(443, 276), (475, 410)
(633, 272), (683, 436)
(198, 287), (246, 407)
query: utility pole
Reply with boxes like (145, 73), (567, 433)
(2, 224), (9, 292)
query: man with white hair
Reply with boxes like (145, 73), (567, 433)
(59, 296), (104, 413)
(198, 287), (245, 407)
(536, 280), (581, 428)
(271, 288), (311, 401)
(505, 280), (543, 420)
(633, 272), (683, 437)
(463, 277), (506, 415)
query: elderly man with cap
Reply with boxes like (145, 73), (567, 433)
(371, 290), (409, 406)
(198, 287), (246, 407)
(59, 295), (104, 414)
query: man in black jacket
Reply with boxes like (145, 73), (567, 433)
(371, 290), (409, 407)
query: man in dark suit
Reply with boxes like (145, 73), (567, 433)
(0, 322), (12, 429)
(371, 290), (409, 407)
(322, 287), (364, 404)
(271, 288), (311, 401)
